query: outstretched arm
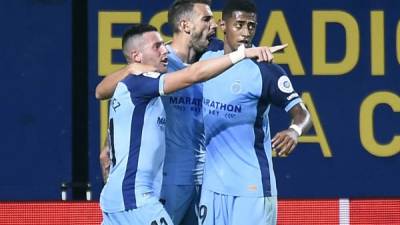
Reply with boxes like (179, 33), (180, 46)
(271, 102), (312, 156)
(163, 44), (287, 95)
(95, 63), (156, 100)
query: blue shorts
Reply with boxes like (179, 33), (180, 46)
(160, 184), (199, 225)
(199, 189), (277, 225)
(102, 196), (173, 225)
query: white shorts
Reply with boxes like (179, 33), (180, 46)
(199, 189), (277, 225)
(102, 196), (173, 225)
(160, 184), (199, 225)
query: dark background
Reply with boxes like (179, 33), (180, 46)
(1, 0), (399, 200)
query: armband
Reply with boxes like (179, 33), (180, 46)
(228, 44), (245, 64)
(289, 124), (302, 136)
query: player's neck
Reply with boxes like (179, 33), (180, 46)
(223, 43), (234, 55)
(171, 34), (197, 64)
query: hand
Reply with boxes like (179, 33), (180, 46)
(245, 44), (288, 63)
(271, 128), (298, 157)
(127, 63), (157, 75)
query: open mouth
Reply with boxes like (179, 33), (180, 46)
(238, 40), (250, 46)
(161, 57), (168, 66)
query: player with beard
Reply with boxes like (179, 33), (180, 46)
(96, 1), (286, 225)
(99, 23), (284, 225)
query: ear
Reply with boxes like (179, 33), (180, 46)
(179, 19), (191, 34)
(219, 19), (226, 33)
(130, 50), (142, 63)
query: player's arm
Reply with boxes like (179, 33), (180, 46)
(99, 136), (111, 183)
(163, 44), (287, 95)
(271, 102), (311, 156)
(95, 63), (156, 100)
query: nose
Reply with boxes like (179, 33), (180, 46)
(241, 26), (251, 37)
(160, 43), (168, 55)
(210, 18), (217, 31)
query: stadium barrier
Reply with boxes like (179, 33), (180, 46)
(0, 199), (399, 225)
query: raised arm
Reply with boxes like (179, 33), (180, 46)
(271, 102), (312, 156)
(163, 44), (287, 95)
(95, 63), (156, 100)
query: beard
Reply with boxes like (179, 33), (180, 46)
(190, 30), (209, 54)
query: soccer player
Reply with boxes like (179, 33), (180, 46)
(97, 1), (222, 224)
(198, 1), (312, 225)
(99, 23), (285, 225)
(156, 2), (219, 224)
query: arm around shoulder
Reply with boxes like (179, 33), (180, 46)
(95, 63), (157, 100)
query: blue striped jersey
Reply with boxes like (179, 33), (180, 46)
(201, 50), (302, 197)
(100, 73), (166, 212)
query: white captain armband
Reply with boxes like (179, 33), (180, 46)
(228, 44), (245, 64)
(289, 124), (302, 136)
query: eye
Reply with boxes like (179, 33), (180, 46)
(154, 42), (164, 49)
(203, 16), (212, 22)
(234, 22), (243, 29)
(248, 23), (256, 31)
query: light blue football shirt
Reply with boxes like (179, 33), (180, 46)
(161, 45), (206, 185)
(100, 73), (167, 212)
(162, 39), (223, 185)
(161, 39), (223, 186)
(201, 50), (302, 197)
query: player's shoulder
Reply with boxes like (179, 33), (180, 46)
(250, 61), (287, 79)
(207, 37), (224, 51)
(119, 72), (162, 97)
(122, 72), (161, 83)
(200, 49), (224, 61)
(142, 72), (161, 78)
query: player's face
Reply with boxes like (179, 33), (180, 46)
(221, 11), (257, 53)
(189, 3), (217, 53)
(140, 31), (168, 73)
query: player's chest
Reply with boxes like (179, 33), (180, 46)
(203, 67), (262, 104)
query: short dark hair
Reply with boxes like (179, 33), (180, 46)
(122, 24), (158, 49)
(222, 0), (256, 20)
(168, 0), (212, 33)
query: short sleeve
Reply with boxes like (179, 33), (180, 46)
(257, 63), (302, 112)
(159, 74), (166, 96)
